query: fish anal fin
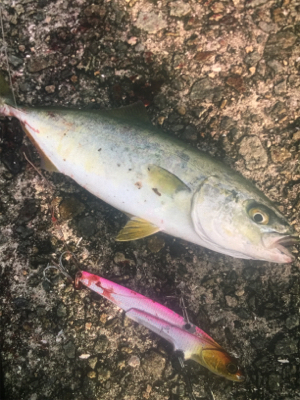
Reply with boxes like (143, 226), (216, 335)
(116, 217), (160, 241)
(40, 154), (59, 172)
(147, 164), (190, 197)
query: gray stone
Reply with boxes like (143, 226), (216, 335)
(220, 116), (235, 131)
(14, 4), (25, 14)
(288, 74), (300, 88)
(64, 341), (76, 359)
(19, 82), (32, 92)
(16, 199), (38, 224)
(225, 295), (238, 308)
(171, 124), (185, 133)
(258, 21), (276, 33)
(183, 125), (197, 141)
(274, 79), (286, 96)
(169, 1), (191, 17)
(267, 59), (283, 74)
(244, 51), (261, 66)
(142, 351), (166, 380)
(8, 55), (23, 67)
(268, 374), (281, 392)
(246, 0), (269, 7)
(257, 59), (266, 76)
(135, 43), (144, 52)
(15, 225), (34, 239)
(59, 197), (85, 221)
(274, 337), (298, 355)
(270, 146), (291, 163)
(88, 357), (98, 369)
(153, 94), (167, 109)
(27, 56), (56, 73)
(173, 53), (187, 69)
(128, 355), (140, 368)
(190, 78), (221, 101)
(242, 267), (259, 281)
(57, 303), (67, 318)
(97, 367), (111, 382)
(76, 216), (98, 238)
(251, 335), (266, 350)
(264, 31), (297, 58)
(286, 315), (299, 330)
(234, 308), (252, 320)
(84, 4), (106, 17)
(239, 136), (268, 170)
(135, 11), (167, 34)
(270, 101), (287, 118)
(94, 335), (108, 353)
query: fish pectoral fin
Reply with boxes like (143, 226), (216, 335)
(116, 217), (160, 241)
(147, 164), (191, 197)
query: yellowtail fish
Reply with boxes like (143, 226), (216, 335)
(0, 75), (298, 263)
(75, 270), (245, 381)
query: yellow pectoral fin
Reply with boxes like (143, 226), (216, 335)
(147, 165), (190, 197)
(116, 217), (160, 241)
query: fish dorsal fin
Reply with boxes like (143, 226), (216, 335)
(104, 101), (151, 125)
(147, 165), (191, 197)
(116, 217), (160, 241)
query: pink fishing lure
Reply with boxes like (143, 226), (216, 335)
(75, 271), (244, 381)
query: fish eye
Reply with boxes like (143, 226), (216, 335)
(249, 207), (269, 225)
(226, 362), (238, 374)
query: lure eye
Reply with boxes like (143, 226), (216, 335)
(226, 362), (238, 374)
(249, 208), (269, 225)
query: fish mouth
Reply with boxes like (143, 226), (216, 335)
(276, 235), (300, 247)
(263, 234), (299, 262)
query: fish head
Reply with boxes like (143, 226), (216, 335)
(191, 346), (245, 382)
(191, 175), (298, 263)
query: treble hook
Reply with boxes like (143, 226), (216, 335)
(43, 251), (80, 283)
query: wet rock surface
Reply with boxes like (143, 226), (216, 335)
(0, 0), (300, 400)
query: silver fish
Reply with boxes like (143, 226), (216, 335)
(0, 76), (297, 263)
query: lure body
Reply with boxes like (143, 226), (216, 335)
(75, 270), (244, 381)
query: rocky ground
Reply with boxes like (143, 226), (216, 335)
(0, 0), (300, 399)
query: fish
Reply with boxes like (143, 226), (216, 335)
(75, 270), (245, 381)
(0, 74), (298, 263)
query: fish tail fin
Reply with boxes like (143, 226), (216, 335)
(0, 73), (14, 106)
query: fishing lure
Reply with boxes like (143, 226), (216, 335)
(75, 270), (245, 381)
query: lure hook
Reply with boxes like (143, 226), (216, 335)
(43, 251), (80, 284)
